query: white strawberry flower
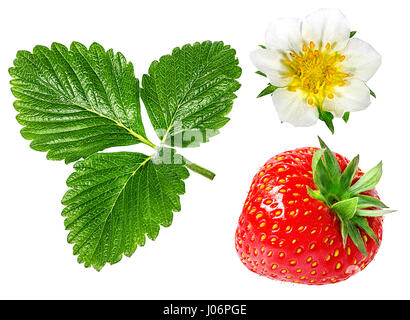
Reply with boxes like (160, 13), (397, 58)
(251, 8), (381, 129)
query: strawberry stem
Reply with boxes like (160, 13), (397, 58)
(184, 159), (216, 180)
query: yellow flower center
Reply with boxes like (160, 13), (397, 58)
(283, 41), (349, 106)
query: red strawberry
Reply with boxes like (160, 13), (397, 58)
(235, 138), (394, 285)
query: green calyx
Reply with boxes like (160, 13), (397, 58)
(307, 137), (395, 255)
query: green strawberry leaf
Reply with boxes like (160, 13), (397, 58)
(141, 41), (241, 148)
(318, 109), (335, 134)
(9, 42), (153, 164)
(312, 156), (332, 196)
(62, 149), (189, 270)
(257, 84), (279, 98)
(357, 194), (388, 209)
(357, 209), (396, 217)
(351, 216), (379, 246)
(10, 40), (242, 270)
(342, 112), (350, 123)
(306, 186), (328, 205)
(340, 155), (360, 192)
(349, 161), (383, 195)
(309, 138), (396, 255)
(350, 31), (357, 38)
(255, 71), (267, 77)
(346, 221), (367, 256)
(340, 221), (349, 247)
(318, 137), (341, 182)
(331, 197), (358, 220)
(311, 149), (324, 170)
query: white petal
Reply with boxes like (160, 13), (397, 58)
(340, 38), (381, 82)
(265, 18), (303, 52)
(250, 49), (291, 87)
(323, 79), (370, 117)
(301, 8), (350, 51)
(272, 88), (318, 126)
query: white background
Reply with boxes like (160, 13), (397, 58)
(0, 0), (408, 300)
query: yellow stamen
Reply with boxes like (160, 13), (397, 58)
(283, 41), (348, 107)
